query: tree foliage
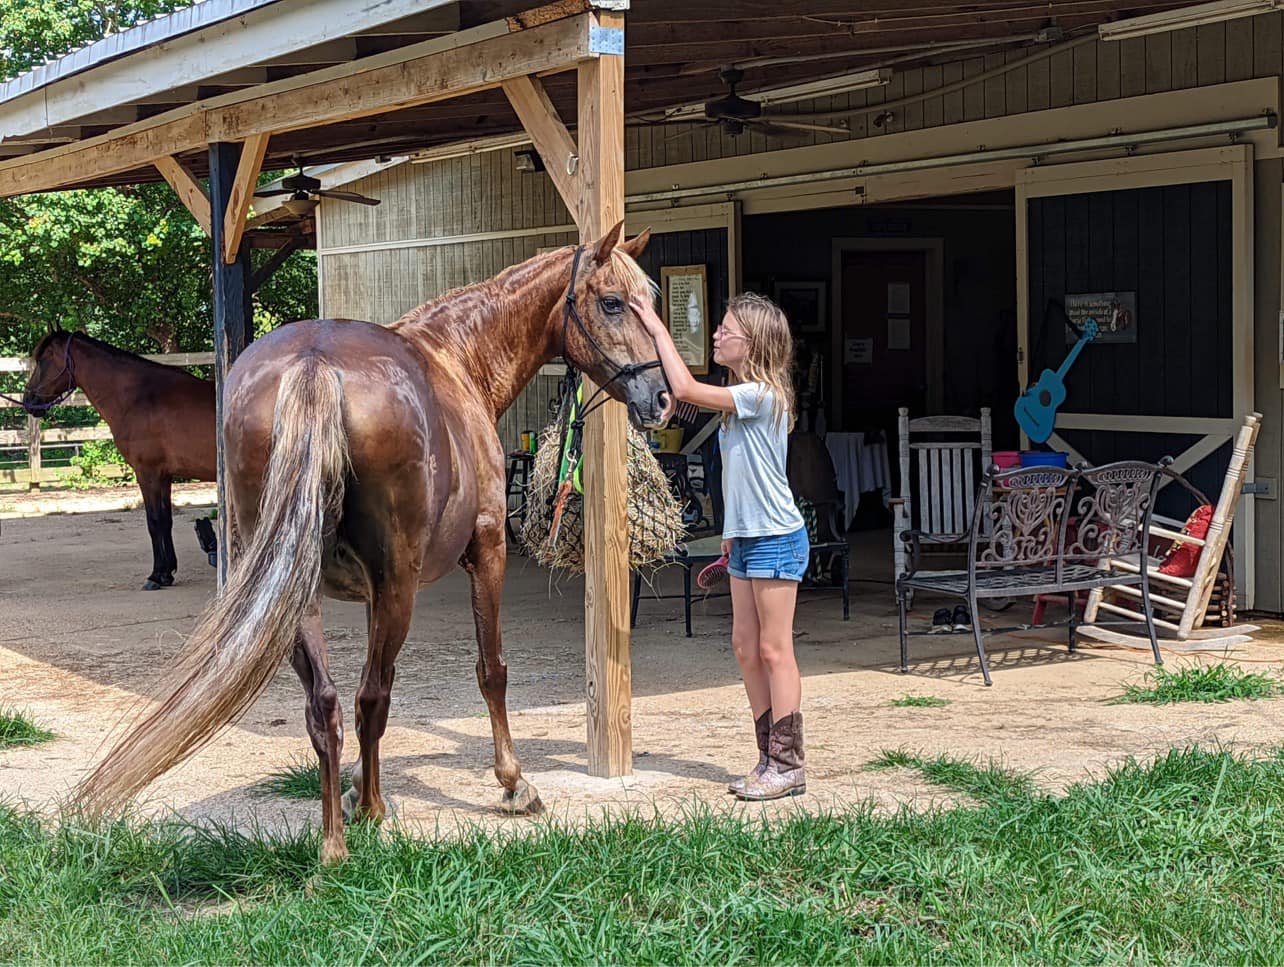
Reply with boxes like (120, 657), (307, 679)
(0, 1), (318, 362)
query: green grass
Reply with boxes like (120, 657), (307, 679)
(868, 749), (1037, 802)
(255, 757), (352, 800)
(0, 707), (54, 749)
(889, 694), (951, 708)
(1114, 664), (1282, 705)
(3, 746), (1284, 962)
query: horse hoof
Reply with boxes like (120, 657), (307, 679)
(142, 579), (162, 591)
(319, 838), (349, 866)
(501, 778), (544, 816)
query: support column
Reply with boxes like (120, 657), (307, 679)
(578, 13), (631, 778)
(208, 141), (253, 586)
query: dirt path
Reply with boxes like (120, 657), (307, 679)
(3, 503), (1283, 836)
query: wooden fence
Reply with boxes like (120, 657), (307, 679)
(0, 352), (213, 486)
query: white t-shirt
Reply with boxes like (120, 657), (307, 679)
(719, 382), (805, 539)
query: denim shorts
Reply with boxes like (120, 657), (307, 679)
(728, 527), (810, 582)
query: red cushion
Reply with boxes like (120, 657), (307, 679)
(1158, 504), (1213, 577)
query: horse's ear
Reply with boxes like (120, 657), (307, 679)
(620, 227), (652, 258)
(45, 320), (57, 335)
(588, 220), (625, 264)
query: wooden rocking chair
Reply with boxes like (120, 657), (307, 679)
(891, 407), (993, 605)
(1080, 412), (1262, 649)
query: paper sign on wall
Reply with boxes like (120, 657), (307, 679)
(845, 338), (873, 365)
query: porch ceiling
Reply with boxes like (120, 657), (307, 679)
(0, 0), (1199, 193)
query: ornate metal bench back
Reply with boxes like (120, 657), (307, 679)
(970, 465), (1077, 576)
(1063, 460), (1165, 580)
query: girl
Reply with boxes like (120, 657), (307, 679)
(631, 292), (808, 801)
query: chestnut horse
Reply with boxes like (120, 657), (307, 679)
(21, 329), (216, 589)
(75, 224), (669, 863)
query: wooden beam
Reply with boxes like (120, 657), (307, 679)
(503, 75), (581, 209)
(154, 156), (212, 235)
(222, 133), (270, 264)
(0, 13), (595, 198)
(578, 12), (631, 779)
(249, 236), (306, 294)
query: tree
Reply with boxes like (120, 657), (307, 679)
(0, 1), (318, 361)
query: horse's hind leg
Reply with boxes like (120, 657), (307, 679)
(138, 473), (175, 590)
(290, 604), (347, 865)
(343, 575), (414, 824)
(464, 531), (543, 815)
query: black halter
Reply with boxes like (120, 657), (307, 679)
(0, 332), (77, 413)
(559, 244), (665, 425)
(549, 246), (669, 497)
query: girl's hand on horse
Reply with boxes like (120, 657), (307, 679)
(629, 297), (666, 337)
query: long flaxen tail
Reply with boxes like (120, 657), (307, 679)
(74, 356), (349, 815)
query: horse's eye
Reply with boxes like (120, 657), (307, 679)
(598, 296), (625, 315)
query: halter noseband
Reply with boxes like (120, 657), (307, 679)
(0, 332), (77, 413)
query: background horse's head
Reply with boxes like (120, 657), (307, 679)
(560, 223), (673, 430)
(23, 327), (76, 413)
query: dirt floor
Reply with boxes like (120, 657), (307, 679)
(3, 490), (1284, 837)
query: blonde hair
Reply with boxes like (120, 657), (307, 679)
(723, 293), (796, 431)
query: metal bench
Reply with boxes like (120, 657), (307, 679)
(896, 459), (1169, 686)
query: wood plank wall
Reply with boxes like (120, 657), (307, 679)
(319, 14), (1284, 608)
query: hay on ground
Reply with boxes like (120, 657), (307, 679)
(520, 423), (686, 573)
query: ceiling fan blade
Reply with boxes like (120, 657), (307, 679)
(253, 188), (291, 198)
(314, 189), (381, 206)
(751, 118), (850, 137)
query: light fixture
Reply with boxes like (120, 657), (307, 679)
(282, 193), (318, 216)
(1099, 0), (1282, 41)
(514, 147), (545, 173)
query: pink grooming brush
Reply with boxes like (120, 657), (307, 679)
(696, 554), (729, 590)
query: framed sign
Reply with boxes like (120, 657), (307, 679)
(1065, 291), (1136, 344)
(774, 280), (827, 333)
(662, 264), (710, 374)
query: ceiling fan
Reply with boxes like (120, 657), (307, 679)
(253, 159), (382, 215)
(654, 67), (851, 139)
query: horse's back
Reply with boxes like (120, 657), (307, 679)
(225, 320), (470, 588)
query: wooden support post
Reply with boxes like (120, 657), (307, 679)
(25, 413), (40, 491)
(154, 156), (212, 235)
(577, 16), (631, 778)
(209, 141), (253, 585)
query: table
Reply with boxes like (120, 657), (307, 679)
(822, 431), (892, 529)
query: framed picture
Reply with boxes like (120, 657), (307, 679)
(661, 264), (710, 375)
(774, 281), (827, 334)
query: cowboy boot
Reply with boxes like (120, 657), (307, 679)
(727, 708), (772, 794)
(736, 710), (806, 801)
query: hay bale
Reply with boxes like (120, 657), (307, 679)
(520, 423), (686, 573)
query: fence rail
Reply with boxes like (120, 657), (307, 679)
(0, 351), (213, 487)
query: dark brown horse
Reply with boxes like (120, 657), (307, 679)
(22, 329), (216, 589)
(75, 224), (669, 863)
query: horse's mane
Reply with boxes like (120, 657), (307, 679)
(389, 245), (656, 334)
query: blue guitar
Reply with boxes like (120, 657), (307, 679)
(1014, 319), (1099, 443)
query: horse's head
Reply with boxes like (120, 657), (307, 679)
(23, 326), (76, 414)
(560, 222), (673, 430)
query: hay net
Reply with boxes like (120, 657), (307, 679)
(520, 378), (686, 574)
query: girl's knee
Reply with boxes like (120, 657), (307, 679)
(731, 631), (760, 665)
(757, 637), (796, 671)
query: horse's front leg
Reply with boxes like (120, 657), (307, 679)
(463, 526), (543, 815)
(138, 472), (175, 590)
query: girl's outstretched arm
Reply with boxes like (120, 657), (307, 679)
(631, 297), (735, 412)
